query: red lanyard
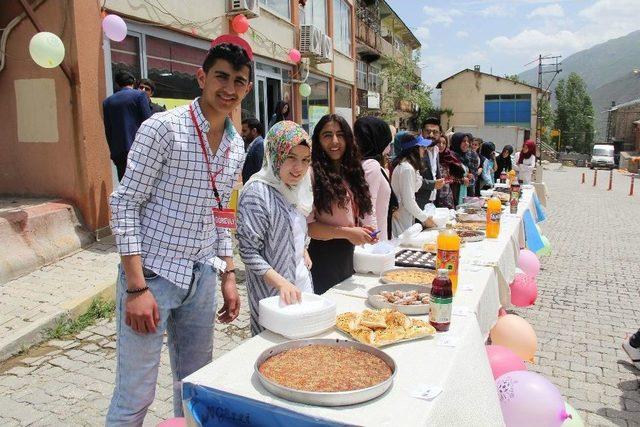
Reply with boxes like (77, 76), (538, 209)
(189, 104), (230, 210)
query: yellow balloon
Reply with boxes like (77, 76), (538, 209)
(490, 314), (537, 362)
(29, 32), (65, 68)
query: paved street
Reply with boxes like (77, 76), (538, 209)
(0, 164), (638, 426)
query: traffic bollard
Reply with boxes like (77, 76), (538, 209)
(593, 169), (597, 187)
(630, 176), (635, 196)
(608, 169), (613, 191)
(581, 172), (585, 184)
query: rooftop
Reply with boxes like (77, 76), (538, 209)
(436, 69), (542, 91)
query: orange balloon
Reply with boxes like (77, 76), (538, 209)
(489, 314), (537, 363)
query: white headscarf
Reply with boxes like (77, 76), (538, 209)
(245, 120), (314, 216)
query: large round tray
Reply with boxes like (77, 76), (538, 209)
(380, 267), (437, 286)
(367, 283), (431, 315)
(254, 338), (396, 406)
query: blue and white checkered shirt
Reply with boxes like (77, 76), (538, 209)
(109, 98), (245, 289)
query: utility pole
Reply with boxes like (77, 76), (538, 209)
(525, 54), (561, 182)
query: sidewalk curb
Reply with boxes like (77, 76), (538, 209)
(0, 280), (116, 363)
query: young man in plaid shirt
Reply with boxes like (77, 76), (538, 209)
(107, 36), (254, 425)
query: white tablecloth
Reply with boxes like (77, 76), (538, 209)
(182, 188), (538, 426)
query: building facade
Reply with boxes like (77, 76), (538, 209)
(354, 0), (420, 128)
(437, 68), (542, 141)
(608, 99), (640, 152)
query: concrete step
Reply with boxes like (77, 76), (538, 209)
(0, 198), (94, 284)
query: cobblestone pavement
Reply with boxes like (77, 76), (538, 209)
(0, 165), (638, 426)
(512, 166), (640, 427)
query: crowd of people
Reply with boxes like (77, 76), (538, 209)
(102, 34), (540, 425)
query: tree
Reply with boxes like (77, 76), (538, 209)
(504, 74), (523, 84)
(537, 95), (554, 145)
(379, 52), (433, 126)
(554, 73), (595, 153)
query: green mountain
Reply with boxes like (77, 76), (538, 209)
(518, 30), (640, 140)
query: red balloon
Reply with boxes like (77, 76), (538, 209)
(232, 14), (249, 34)
(509, 273), (538, 307)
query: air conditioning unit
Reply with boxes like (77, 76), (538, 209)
(226, 0), (260, 18)
(300, 25), (323, 58)
(318, 34), (333, 63)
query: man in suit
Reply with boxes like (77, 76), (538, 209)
(102, 70), (152, 180)
(241, 117), (265, 183)
(415, 117), (445, 209)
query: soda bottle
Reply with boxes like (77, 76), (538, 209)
(510, 181), (521, 214)
(436, 227), (461, 294)
(500, 169), (507, 184)
(486, 196), (502, 238)
(508, 169), (517, 186)
(430, 269), (453, 332)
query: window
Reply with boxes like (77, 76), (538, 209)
(303, 0), (327, 32)
(368, 63), (381, 92)
(335, 83), (353, 124)
(146, 36), (208, 100)
(333, 0), (351, 55)
(484, 94), (532, 127)
(259, 0), (290, 19)
(356, 60), (367, 90)
(301, 74), (329, 134)
(110, 35), (142, 93)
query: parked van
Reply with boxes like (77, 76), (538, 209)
(589, 144), (615, 169)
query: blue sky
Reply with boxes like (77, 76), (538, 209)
(388, 0), (640, 91)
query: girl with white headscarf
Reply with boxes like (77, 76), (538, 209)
(237, 121), (314, 335)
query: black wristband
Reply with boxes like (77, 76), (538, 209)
(126, 286), (149, 294)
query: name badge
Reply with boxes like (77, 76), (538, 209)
(212, 208), (236, 229)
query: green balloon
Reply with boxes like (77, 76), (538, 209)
(299, 83), (311, 97)
(562, 402), (585, 427)
(29, 32), (65, 68)
(537, 236), (552, 256)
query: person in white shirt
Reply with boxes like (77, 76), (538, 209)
(514, 139), (537, 184)
(390, 132), (436, 237)
(107, 35), (253, 425)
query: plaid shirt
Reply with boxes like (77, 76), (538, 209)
(109, 98), (245, 289)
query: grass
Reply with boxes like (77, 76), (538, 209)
(46, 297), (116, 340)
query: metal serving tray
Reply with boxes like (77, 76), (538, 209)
(367, 283), (431, 315)
(254, 338), (396, 407)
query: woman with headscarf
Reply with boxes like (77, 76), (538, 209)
(237, 121), (314, 335)
(479, 141), (496, 189)
(354, 116), (393, 241)
(494, 145), (514, 182)
(465, 134), (481, 197)
(514, 139), (537, 184)
(435, 135), (465, 209)
(449, 132), (472, 206)
(268, 100), (289, 130)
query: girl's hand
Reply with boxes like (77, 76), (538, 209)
(344, 227), (376, 245)
(275, 277), (301, 305)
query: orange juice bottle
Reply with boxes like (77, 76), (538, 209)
(436, 228), (461, 294)
(486, 196), (502, 238)
(508, 169), (517, 186)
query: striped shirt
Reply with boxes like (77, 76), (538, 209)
(109, 98), (245, 289)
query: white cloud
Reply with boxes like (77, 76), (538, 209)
(487, 0), (640, 60)
(421, 51), (489, 88)
(479, 4), (510, 17)
(414, 26), (431, 46)
(422, 6), (462, 26)
(527, 4), (564, 18)
(456, 31), (469, 39)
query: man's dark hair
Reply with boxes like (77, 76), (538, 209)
(422, 117), (442, 132)
(137, 78), (156, 94)
(241, 117), (264, 136)
(115, 70), (136, 88)
(202, 43), (252, 79)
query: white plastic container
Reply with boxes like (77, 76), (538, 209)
(258, 293), (336, 339)
(353, 243), (396, 274)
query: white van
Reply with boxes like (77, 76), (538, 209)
(589, 144), (615, 169)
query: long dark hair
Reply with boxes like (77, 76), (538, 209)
(391, 132), (423, 173)
(354, 116), (392, 164)
(312, 114), (372, 218)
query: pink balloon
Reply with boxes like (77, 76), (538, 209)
(496, 371), (569, 427)
(102, 14), (127, 42)
(510, 273), (538, 307)
(518, 249), (540, 278)
(486, 345), (527, 379)
(232, 14), (250, 34)
(288, 48), (301, 63)
(157, 418), (186, 427)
